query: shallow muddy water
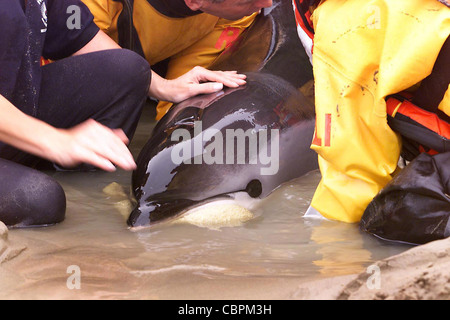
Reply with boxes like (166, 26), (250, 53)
(0, 107), (409, 299)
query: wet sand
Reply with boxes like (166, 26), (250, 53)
(294, 237), (450, 300)
(1, 216), (448, 300)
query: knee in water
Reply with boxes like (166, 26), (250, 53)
(1, 170), (66, 228)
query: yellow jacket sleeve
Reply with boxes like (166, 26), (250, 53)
(81, 0), (123, 42)
(310, 0), (450, 222)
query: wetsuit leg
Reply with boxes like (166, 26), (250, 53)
(0, 158), (66, 228)
(0, 49), (151, 167)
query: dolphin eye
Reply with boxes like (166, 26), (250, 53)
(245, 179), (262, 198)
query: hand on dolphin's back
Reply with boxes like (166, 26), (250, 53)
(149, 66), (247, 103)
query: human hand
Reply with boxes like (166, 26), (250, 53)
(149, 66), (247, 103)
(47, 119), (136, 172)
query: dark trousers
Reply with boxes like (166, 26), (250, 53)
(0, 49), (151, 227)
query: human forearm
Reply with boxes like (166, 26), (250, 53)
(148, 71), (173, 101)
(0, 95), (136, 171)
(0, 95), (58, 159)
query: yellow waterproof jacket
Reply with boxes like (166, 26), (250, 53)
(81, 0), (256, 119)
(309, 0), (450, 222)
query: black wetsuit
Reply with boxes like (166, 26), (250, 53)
(0, 0), (151, 228)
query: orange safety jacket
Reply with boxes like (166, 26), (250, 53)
(386, 96), (450, 159)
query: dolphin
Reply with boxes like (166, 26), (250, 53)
(128, 0), (318, 228)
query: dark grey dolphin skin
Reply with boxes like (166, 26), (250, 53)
(128, 0), (318, 227)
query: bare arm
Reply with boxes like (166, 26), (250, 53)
(73, 30), (121, 55)
(0, 95), (59, 161)
(0, 95), (136, 171)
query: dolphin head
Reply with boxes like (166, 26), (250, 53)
(128, 73), (317, 228)
(127, 0), (318, 228)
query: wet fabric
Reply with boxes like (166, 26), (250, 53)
(0, 158), (66, 228)
(360, 152), (450, 245)
(308, 0), (450, 222)
(386, 96), (450, 161)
